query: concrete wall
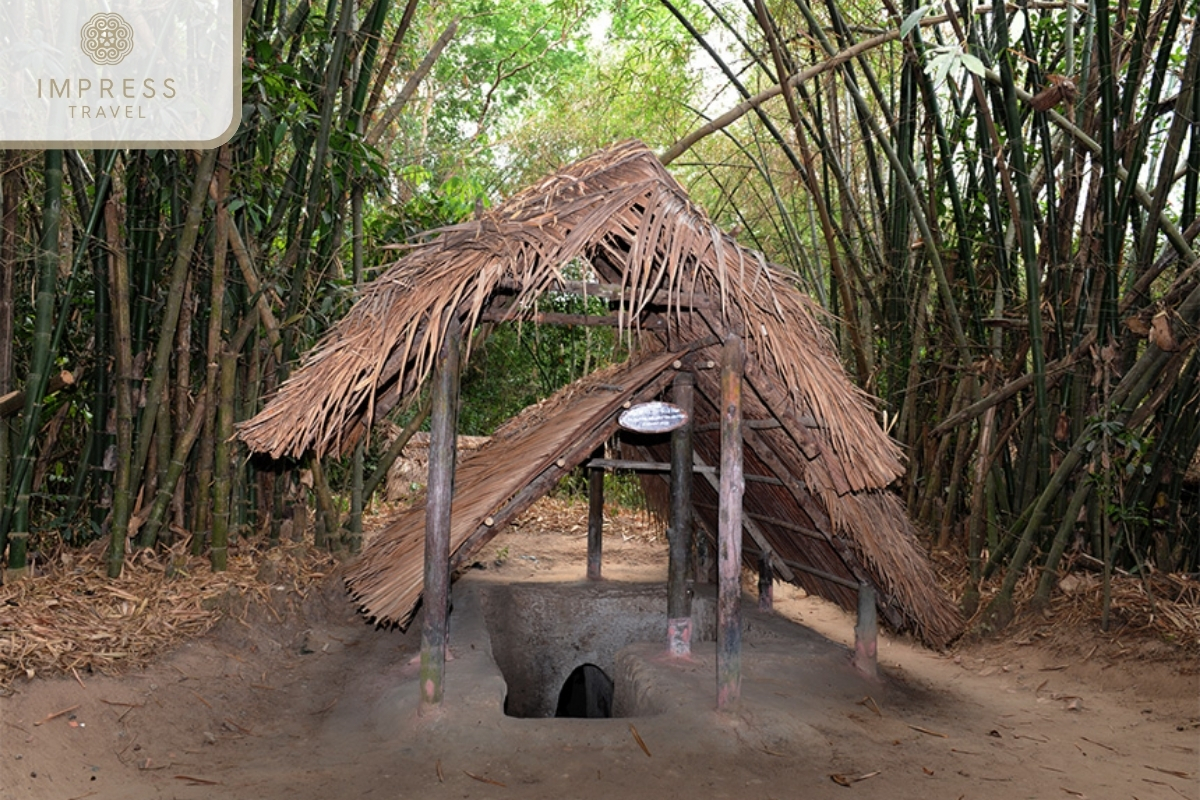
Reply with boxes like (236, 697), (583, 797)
(478, 582), (714, 718)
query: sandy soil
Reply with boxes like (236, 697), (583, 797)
(1, 502), (1197, 800)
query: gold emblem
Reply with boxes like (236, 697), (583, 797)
(80, 12), (134, 66)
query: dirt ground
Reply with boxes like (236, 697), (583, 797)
(1, 500), (1197, 800)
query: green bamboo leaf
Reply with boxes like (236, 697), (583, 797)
(900, 5), (932, 38)
(1008, 10), (1025, 43)
(960, 53), (986, 77)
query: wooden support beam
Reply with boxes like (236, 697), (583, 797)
(586, 458), (784, 486)
(668, 371), (694, 656)
(853, 582), (879, 679)
(694, 418), (814, 432)
(419, 320), (460, 714)
(495, 279), (715, 310)
(692, 457), (796, 583)
(736, 411), (906, 631)
(479, 309), (667, 329)
(768, 554), (860, 590)
(717, 334), (743, 711)
(587, 445), (604, 581)
(692, 502), (823, 543)
(732, 542), (861, 591)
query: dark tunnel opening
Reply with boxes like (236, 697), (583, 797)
(554, 663), (614, 719)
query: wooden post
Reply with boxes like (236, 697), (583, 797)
(757, 551), (773, 612)
(853, 582), (878, 680)
(717, 334), (743, 711)
(587, 446), (604, 581)
(668, 371), (694, 656)
(420, 319), (461, 714)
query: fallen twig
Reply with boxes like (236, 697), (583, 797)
(34, 704), (80, 726)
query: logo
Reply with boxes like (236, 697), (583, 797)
(1, 1), (240, 146)
(80, 13), (134, 66)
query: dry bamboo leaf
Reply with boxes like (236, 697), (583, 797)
(223, 717), (253, 736)
(174, 775), (222, 786)
(830, 772), (879, 787)
(857, 695), (882, 716)
(907, 724), (948, 738)
(1081, 737), (1118, 753)
(628, 723), (652, 757)
(463, 770), (506, 787)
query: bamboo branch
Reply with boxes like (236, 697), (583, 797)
(0, 371), (76, 418)
(366, 18), (459, 147)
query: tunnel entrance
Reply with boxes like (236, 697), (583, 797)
(481, 582), (683, 719)
(554, 664), (614, 718)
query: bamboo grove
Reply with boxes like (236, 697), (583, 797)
(660, 0), (1199, 627)
(0, 0), (1196, 633)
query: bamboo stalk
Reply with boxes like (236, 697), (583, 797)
(6, 150), (63, 576)
(195, 152), (230, 547)
(211, 344), (238, 571)
(754, 0), (870, 384)
(139, 394), (209, 550)
(308, 455), (338, 550)
(0, 153), (16, 555)
(366, 18), (457, 147)
(129, 148), (218, 501)
(994, 0), (1051, 494)
(107, 196), (133, 579)
(362, 0), (419, 126)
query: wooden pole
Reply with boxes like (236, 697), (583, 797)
(757, 551), (773, 612)
(587, 446), (604, 581)
(668, 371), (694, 656)
(717, 334), (744, 711)
(853, 582), (878, 680)
(420, 319), (461, 714)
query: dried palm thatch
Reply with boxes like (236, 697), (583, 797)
(238, 141), (899, 492)
(241, 140), (961, 646)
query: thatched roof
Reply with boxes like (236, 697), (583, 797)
(239, 140), (961, 647)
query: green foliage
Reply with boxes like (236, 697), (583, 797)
(460, 264), (622, 435)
